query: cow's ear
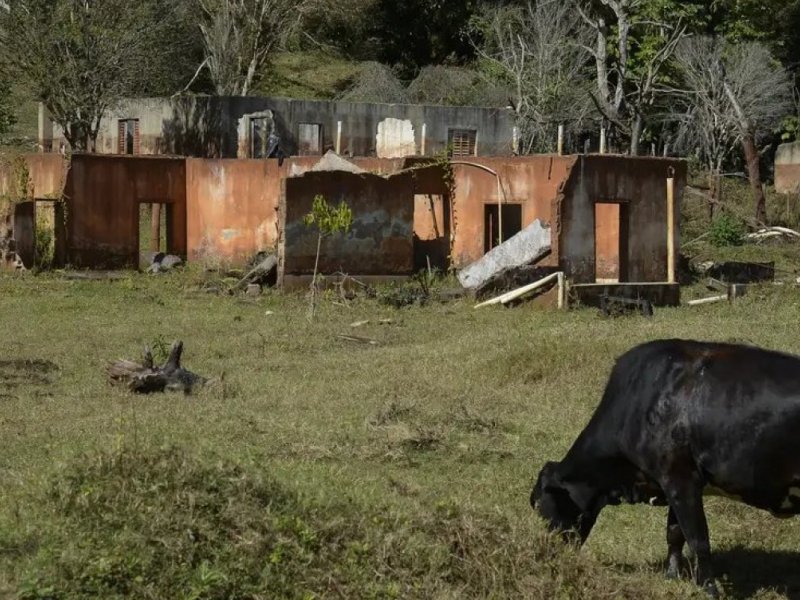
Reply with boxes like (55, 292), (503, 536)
(559, 479), (596, 514)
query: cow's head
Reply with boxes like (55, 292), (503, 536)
(530, 461), (601, 544)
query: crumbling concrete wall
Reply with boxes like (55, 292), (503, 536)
(186, 156), (406, 264)
(0, 153), (66, 199)
(64, 155), (187, 268)
(186, 158), (282, 263)
(559, 155), (686, 283)
(775, 141), (800, 194)
(279, 169), (414, 287)
(447, 156), (577, 268)
(42, 96), (515, 159)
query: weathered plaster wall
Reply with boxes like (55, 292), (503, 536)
(279, 170), (415, 285)
(775, 141), (800, 193)
(186, 156), (407, 263)
(42, 96), (515, 159)
(0, 153), (66, 199)
(559, 155), (686, 283)
(64, 155), (186, 268)
(186, 158), (283, 263)
(448, 156), (577, 267)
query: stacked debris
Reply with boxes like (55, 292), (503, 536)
(146, 252), (183, 274)
(457, 219), (564, 308)
(233, 251), (278, 296)
(457, 219), (552, 293)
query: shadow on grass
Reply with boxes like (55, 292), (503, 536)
(714, 546), (800, 600)
(610, 546), (800, 599)
(628, 546), (800, 599)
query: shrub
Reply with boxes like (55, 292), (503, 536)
(709, 213), (744, 247)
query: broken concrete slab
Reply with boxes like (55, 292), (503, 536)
(288, 150), (368, 178)
(457, 219), (551, 290)
(147, 254), (183, 273)
(234, 253), (278, 290)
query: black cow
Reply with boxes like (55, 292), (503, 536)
(531, 338), (800, 597)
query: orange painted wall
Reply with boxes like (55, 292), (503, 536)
(0, 154), (67, 199)
(448, 156), (577, 267)
(185, 156), (406, 263)
(65, 155), (186, 268)
(594, 203), (620, 281)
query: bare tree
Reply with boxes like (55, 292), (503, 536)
(578, 0), (687, 155)
(0, 0), (176, 152)
(196, 0), (316, 96)
(670, 37), (792, 223)
(473, 0), (593, 154)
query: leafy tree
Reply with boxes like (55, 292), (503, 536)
(302, 195), (353, 318)
(0, 76), (16, 144)
(0, 0), (193, 152)
(369, 0), (479, 80)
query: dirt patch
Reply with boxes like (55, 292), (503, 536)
(0, 359), (59, 390)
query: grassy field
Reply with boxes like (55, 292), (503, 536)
(1, 250), (800, 598)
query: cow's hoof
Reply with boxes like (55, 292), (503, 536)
(665, 566), (679, 580)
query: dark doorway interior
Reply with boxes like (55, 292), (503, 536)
(484, 203), (522, 253)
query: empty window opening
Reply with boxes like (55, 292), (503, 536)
(34, 200), (56, 269)
(484, 203), (522, 253)
(118, 119), (140, 155)
(448, 128), (477, 157)
(250, 117), (271, 158)
(594, 202), (629, 283)
(139, 202), (167, 268)
(298, 123), (322, 155)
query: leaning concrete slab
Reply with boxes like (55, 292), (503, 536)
(457, 219), (551, 290)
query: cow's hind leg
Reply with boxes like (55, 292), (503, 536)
(666, 506), (685, 579)
(662, 477), (719, 597)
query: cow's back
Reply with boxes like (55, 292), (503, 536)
(592, 339), (800, 511)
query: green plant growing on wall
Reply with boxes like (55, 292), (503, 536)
(302, 194), (353, 318)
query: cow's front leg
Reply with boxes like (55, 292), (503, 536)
(662, 477), (719, 598)
(666, 506), (685, 579)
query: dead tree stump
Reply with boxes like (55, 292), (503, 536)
(107, 341), (208, 394)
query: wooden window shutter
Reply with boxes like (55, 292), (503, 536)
(448, 129), (477, 157)
(118, 120), (126, 154)
(133, 119), (140, 155)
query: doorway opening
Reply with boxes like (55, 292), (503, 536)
(139, 202), (167, 268)
(484, 203), (522, 253)
(594, 202), (629, 282)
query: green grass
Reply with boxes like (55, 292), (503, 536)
(1, 261), (800, 598)
(254, 51), (364, 100)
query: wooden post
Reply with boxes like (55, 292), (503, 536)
(151, 203), (161, 253)
(497, 176), (503, 246)
(599, 125), (607, 154)
(336, 121), (342, 154)
(557, 124), (564, 156)
(421, 123), (427, 155)
(667, 169), (675, 284)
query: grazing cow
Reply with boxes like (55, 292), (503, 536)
(531, 339), (800, 597)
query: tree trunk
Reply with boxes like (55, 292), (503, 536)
(742, 133), (767, 224)
(629, 115), (643, 156)
(708, 168), (722, 223)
